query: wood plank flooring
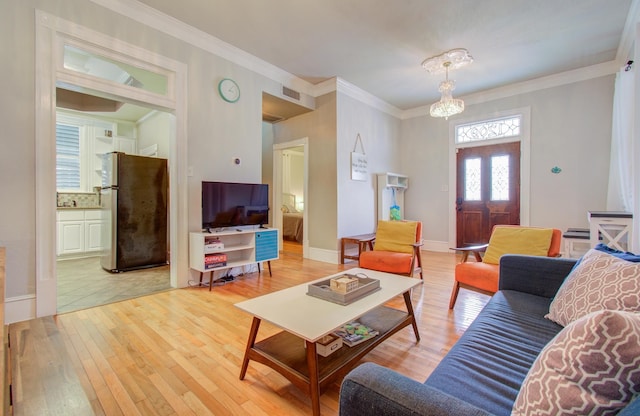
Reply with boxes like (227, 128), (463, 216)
(50, 249), (489, 415)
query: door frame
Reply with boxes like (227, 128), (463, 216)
(447, 107), (531, 248)
(273, 138), (309, 258)
(35, 11), (189, 318)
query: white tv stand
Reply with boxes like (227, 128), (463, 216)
(189, 228), (278, 290)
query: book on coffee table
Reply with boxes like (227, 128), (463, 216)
(333, 321), (379, 347)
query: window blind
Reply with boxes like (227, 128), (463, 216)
(56, 123), (81, 190)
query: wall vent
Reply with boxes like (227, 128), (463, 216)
(282, 86), (300, 101)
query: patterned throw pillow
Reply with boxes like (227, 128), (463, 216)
(512, 310), (640, 416)
(546, 249), (640, 326)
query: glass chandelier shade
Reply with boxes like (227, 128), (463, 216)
(422, 48), (472, 119)
(429, 64), (464, 119)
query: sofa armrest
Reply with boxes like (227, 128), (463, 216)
(339, 363), (491, 416)
(499, 255), (577, 297)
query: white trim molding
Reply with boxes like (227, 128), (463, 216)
(5, 295), (36, 325)
(447, 107), (532, 248)
(35, 9), (189, 320)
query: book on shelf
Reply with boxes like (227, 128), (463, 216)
(333, 322), (378, 347)
(204, 253), (227, 269)
(205, 237), (224, 250)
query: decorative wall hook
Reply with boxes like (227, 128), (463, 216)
(625, 60), (634, 72)
(551, 166), (562, 174)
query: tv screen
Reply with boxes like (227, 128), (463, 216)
(202, 181), (269, 230)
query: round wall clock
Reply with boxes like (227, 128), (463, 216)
(218, 78), (240, 103)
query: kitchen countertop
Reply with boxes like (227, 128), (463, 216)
(57, 206), (101, 210)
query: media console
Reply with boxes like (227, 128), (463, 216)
(189, 228), (278, 290)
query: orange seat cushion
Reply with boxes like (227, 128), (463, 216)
(359, 251), (412, 274)
(455, 262), (500, 293)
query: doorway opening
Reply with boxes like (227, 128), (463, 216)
(35, 11), (188, 318)
(273, 139), (309, 258)
(55, 101), (173, 313)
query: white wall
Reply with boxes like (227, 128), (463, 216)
(401, 75), (615, 247)
(138, 111), (172, 158)
(286, 150), (304, 200)
(273, 93), (338, 251)
(261, 122), (275, 225)
(336, 92), (402, 238)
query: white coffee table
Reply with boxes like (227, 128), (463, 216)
(235, 268), (422, 416)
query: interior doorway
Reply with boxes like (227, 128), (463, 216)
(55, 101), (173, 313)
(273, 138), (309, 258)
(35, 12), (188, 318)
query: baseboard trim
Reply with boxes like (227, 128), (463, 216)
(5, 295), (36, 324)
(306, 240), (451, 265)
(423, 240), (450, 253)
(308, 247), (340, 264)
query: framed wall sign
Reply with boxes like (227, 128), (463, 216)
(351, 133), (367, 181)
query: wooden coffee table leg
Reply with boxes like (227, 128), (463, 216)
(305, 340), (321, 416)
(403, 291), (420, 342)
(240, 317), (261, 380)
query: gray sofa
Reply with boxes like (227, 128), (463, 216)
(339, 254), (640, 416)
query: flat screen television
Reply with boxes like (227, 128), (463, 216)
(202, 181), (269, 230)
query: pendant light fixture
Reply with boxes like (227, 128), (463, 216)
(422, 48), (473, 119)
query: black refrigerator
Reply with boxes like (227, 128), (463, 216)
(100, 152), (168, 272)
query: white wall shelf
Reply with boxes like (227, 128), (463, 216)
(377, 173), (408, 221)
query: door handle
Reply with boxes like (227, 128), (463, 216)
(456, 197), (463, 212)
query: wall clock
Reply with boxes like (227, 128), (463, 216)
(218, 78), (240, 103)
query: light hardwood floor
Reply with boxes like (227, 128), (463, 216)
(53, 249), (489, 415)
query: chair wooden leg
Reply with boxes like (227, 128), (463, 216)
(448, 281), (460, 309)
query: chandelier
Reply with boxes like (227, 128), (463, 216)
(422, 48), (473, 119)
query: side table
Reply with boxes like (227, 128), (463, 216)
(340, 233), (376, 264)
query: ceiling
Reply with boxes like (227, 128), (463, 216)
(66, 1), (636, 122)
(134, 0), (636, 111)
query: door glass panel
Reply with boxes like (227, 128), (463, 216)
(464, 158), (481, 201)
(63, 45), (168, 95)
(491, 155), (509, 201)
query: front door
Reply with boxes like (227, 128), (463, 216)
(456, 141), (521, 246)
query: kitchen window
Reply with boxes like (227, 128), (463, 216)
(56, 123), (81, 190)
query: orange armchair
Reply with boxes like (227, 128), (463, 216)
(359, 220), (424, 279)
(448, 225), (562, 309)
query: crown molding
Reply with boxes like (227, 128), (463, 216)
(334, 78), (403, 118)
(89, 0), (315, 95)
(401, 60), (620, 120)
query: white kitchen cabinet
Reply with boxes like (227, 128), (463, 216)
(57, 210), (104, 257)
(84, 210), (103, 253)
(57, 211), (85, 256)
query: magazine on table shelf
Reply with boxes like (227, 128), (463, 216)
(333, 322), (379, 347)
